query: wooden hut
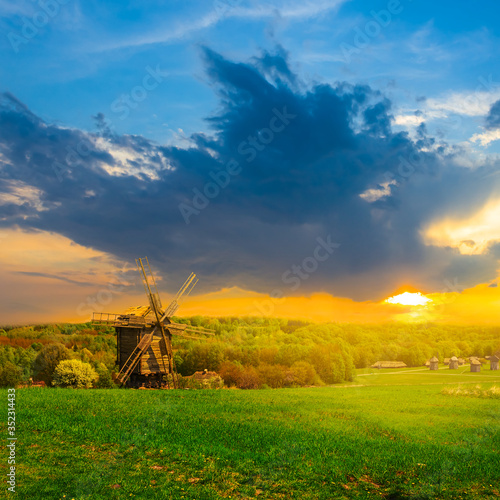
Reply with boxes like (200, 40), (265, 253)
(449, 356), (459, 370)
(490, 354), (499, 371)
(371, 361), (407, 369)
(458, 358), (465, 366)
(429, 356), (439, 370)
(470, 359), (481, 373)
(191, 369), (223, 387)
(444, 358), (450, 366)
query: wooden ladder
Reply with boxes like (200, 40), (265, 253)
(116, 329), (156, 385)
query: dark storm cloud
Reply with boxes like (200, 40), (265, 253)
(0, 49), (499, 300)
(485, 99), (500, 129)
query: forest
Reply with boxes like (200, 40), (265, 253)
(0, 317), (499, 389)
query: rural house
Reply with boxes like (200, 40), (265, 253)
(449, 356), (459, 370)
(371, 361), (407, 369)
(490, 353), (499, 371)
(470, 359), (481, 373)
(429, 356), (439, 370)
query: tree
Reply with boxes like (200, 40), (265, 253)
(289, 361), (319, 386)
(94, 363), (114, 388)
(33, 343), (71, 385)
(218, 361), (243, 387)
(0, 362), (24, 387)
(52, 359), (98, 389)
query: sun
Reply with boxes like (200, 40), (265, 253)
(385, 291), (432, 306)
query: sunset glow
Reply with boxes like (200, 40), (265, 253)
(385, 292), (432, 307)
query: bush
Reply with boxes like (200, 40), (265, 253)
(0, 362), (24, 387)
(237, 366), (261, 389)
(52, 360), (98, 389)
(33, 343), (71, 385)
(219, 361), (243, 387)
(94, 363), (114, 388)
(257, 363), (287, 388)
(289, 361), (320, 386)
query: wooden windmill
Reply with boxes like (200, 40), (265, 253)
(92, 257), (213, 388)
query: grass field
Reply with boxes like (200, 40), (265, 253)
(3, 369), (500, 499)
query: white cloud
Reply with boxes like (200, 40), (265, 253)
(359, 180), (396, 203)
(0, 180), (51, 212)
(470, 129), (500, 147)
(92, 0), (348, 52)
(426, 89), (500, 117)
(393, 114), (426, 127)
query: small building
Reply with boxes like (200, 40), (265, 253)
(444, 358), (450, 366)
(371, 361), (407, 369)
(424, 360), (430, 367)
(190, 369), (223, 388)
(429, 356), (439, 370)
(449, 356), (459, 370)
(470, 359), (481, 372)
(490, 354), (499, 371)
(458, 358), (465, 366)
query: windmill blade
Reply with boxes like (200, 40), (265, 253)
(136, 257), (163, 317)
(164, 273), (198, 317)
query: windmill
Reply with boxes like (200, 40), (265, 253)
(92, 257), (214, 388)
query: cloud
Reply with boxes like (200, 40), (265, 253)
(486, 99), (500, 129)
(425, 89), (500, 117)
(470, 129), (500, 147)
(94, 0), (348, 52)
(0, 48), (499, 302)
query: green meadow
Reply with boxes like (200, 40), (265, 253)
(3, 369), (500, 500)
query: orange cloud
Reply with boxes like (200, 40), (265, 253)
(1, 227), (500, 326)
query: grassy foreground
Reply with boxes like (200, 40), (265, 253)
(2, 370), (500, 499)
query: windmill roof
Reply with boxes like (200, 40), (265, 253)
(450, 356), (458, 361)
(430, 356), (439, 362)
(123, 305), (151, 317)
(471, 359), (482, 365)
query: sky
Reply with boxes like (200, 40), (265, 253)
(1, 0), (500, 324)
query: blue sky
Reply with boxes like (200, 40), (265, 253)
(2, 0), (500, 322)
(2, 0), (500, 148)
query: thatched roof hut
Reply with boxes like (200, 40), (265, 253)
(371, 361), (407, 369)
(190, 369), (223, 387)
(470, 359), (481, 372)
(444, 357), (450, 365)
(449, 356), (459, 370)
(429, 356), (439, 370)
(490, 354), (499, 371)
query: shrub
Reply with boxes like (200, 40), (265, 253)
(219, 361), (243, 387)
(289, 361), (320, 386)
(257, 363), (287, 388)
(0, 362), (24, 387)
(94, 363), (114, 388)
(52, 360), (98, 389)
(33, 343), (71, 385)
(237, 366), (261, 389)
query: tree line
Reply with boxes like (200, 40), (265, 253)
(0, 318), (498, 389)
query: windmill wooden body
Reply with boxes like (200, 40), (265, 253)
(92, 257), (213, 388)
